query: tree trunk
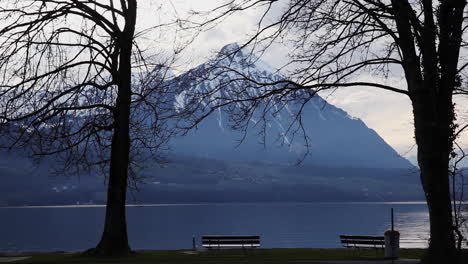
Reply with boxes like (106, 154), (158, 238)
(412, 94), (458, 264)
(93, 126), (132, 256)
(92, 1), (137, 257)
(93, 60), (132, 256)
(419, 159), (457, 264)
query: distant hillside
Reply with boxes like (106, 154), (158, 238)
(0, 154), (423, 206)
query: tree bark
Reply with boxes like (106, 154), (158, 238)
(92, 0), (137, 257)
(412, 93), (458, 263)
(93, 55), (132, 256)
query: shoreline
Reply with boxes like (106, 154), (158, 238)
(0, 201), (431, 209)
(0, 247), (429, 256)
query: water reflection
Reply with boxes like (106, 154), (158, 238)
(379, 211), (429, 248)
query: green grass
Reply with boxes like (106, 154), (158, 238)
(11, 248), (430, 264)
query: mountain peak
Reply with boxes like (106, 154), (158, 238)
(216, 42), (278, 74)
(219, 43), (242, 55)
(170, 43), (413, 169)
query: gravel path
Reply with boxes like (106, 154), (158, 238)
(313, 259), (420, 264)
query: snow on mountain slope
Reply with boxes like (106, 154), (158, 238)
(168, 43), (413, 169)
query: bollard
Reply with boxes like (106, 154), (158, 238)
(384, 230), (400, 259)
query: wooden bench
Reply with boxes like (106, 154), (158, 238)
(201, 235), (260, 250)
(340, 235), (385, 249)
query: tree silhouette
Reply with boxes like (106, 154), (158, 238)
(0, 0), (177, 256)
(180, 0), (468, 263)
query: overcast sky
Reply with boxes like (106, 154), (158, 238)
(141, 0), (468, 166)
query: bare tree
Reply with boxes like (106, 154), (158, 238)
(0, 0), (178, 256)
(178, 0), (468, 263)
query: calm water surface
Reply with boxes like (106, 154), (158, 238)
(0, 202), (429, 252)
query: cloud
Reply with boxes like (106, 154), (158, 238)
(143, 1), (468, 167)
(148, 0), (289, 71)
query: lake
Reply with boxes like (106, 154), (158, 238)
(0, 202), (429, 252)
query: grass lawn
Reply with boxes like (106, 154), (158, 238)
(11, 248), (431, 264)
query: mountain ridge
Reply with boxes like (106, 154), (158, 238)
(168, 43), (413, 169)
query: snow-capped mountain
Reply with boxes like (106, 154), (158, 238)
(168, 43), (413, 169)
(0, 43), (420, 206)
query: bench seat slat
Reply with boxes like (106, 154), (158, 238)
(202, 236), (259, 240)
(340, 234), (385, 249)
(202, 240), (260, 244)
(341, 240), (385, 245)
(201, 235), (260, 249)
(202, 244), (260, 247)
(344, 245), (384, 248)
(340, 235), (384, 240)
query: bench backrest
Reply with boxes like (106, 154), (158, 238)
(202, 235), (260, 247)
(340, 235), (385, 246)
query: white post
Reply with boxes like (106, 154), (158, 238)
(385, 208), (400, 259)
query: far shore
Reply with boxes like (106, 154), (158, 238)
(0, 200), (434, 209)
